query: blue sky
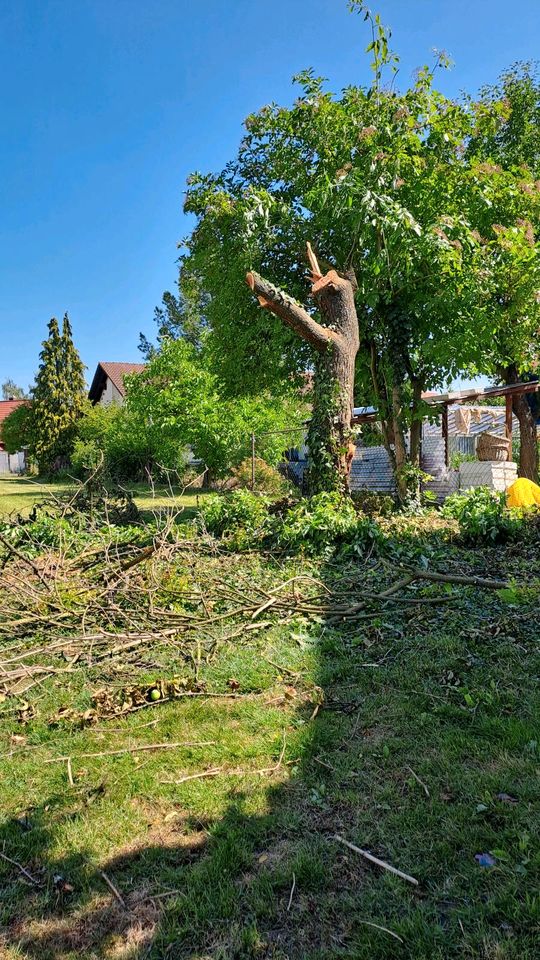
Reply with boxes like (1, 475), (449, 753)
(1, 0), (539, 391)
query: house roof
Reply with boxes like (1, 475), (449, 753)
(0, 399), (26, 424)
(88, 362), (146, 403)
(0, 399), (27, 451)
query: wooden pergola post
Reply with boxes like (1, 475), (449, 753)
(442, 403), (449, 467)
(505, 394), (513, 458)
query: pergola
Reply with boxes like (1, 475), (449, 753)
(352, 381), (540, 467)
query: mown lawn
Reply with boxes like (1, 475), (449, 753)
(0, 508), (538, 959)
(0, 474), (208, 521)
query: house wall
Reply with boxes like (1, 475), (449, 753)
(0, 450), (25, 474)
(99, 378), (123, 405)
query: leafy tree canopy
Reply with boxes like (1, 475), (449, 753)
(2, 379), (28, 400)
(126, 340), (306, 479)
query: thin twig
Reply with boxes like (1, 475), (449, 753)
(0, 851), (42, 886)
(169, 767), (223, 785)
(45, 741), (216, 764)
(0, 530), (52, 590)
(357, 919), (404, 943)
(100, 870), (127, 908)
(406, 765), (429, 798)
(286, 872), (296, 911)
(333, 835), (419, 886)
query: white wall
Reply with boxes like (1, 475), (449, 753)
(0, 450), (25, 474)
(99, 378), (123, 405)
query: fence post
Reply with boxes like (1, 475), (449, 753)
(251, 432), (256, 490)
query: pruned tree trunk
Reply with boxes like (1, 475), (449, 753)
(513, 394), (538, 481)
(504, 365), (539, 482)
(246, 246), (360, 494)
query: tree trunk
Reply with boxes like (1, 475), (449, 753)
(503, 365), (539, 482)
(246, 247), (360, 495)
(513, 393), (538, 481)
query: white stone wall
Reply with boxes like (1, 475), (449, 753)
(459, 460), (517, 493)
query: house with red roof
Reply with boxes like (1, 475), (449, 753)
(88, 362), (146, 406)
(0, 399), (27, 473)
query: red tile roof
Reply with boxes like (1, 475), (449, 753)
(0, 399), (27, 451)
(98, 362), (146, 395)
(88, 362), (146, 403)
(0, 399), (27, 424)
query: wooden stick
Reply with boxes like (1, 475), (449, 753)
(333, 835), (419, 886)
(45, 741), (215, 764)
(100, 870), (127, 908)
(169, 767), (223, 785)
(286, 871), (296, 911)
(66, 757), (74, 787)
(410, 569), (508, 590)
(406, 766), (429, 798)
(251, 596), (278, 619)
(357, 919), (404, 943)
(0, 531), (51, 590)
(0, 851), (41, 886)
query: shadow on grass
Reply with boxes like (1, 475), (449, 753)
(1, 543), (539, 959)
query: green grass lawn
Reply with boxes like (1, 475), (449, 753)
(0, 508), (538, 959)
(0, 474), (208, 520)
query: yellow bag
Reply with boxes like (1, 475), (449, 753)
(506, 477), (540, 509)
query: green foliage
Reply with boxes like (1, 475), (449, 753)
(0, 403), (31, 454)
(173, 0), (540, 502)
(201, 489), (382, 556)
(277, 491), (382, 555)
(449, 451), (476, 470)
(1, 379), (28, 400)
(304, 355), (347, 495)
(126, 339), (305, 480)
(351, 488), (395, 516)
(200, 489), (271, 549)
(139, 274), (209, 358)
(29, 315), (86, 473)
(442, 486), (523, 543)
(71, 401), (187, 481)
(200, 489), (382, 555)
(463, 66), (540, 394)
(232, 458), (291, 497)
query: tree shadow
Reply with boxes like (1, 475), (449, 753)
(1, 542), (538, 959)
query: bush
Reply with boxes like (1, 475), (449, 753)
(71, 403), (188, 481)
(200, 490), (271, 547)
(442, 486), (522, 543)
(231, 458), (291, 497)
(351, 489), (395, 517)
(200, 489), (382, 555)
(277, 491), (382, 556)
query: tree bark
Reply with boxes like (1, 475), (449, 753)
(503, 365), (539, 482)
(246, 254), (360, 494)
(513, 393), (538, 481)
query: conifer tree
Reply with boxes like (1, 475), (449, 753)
(30, 314), (86, 472)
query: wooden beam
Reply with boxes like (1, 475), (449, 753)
(505, 394), (513, 451)
(442, 403), (449, 468)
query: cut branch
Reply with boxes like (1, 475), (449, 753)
(246, 271), (332, 352)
